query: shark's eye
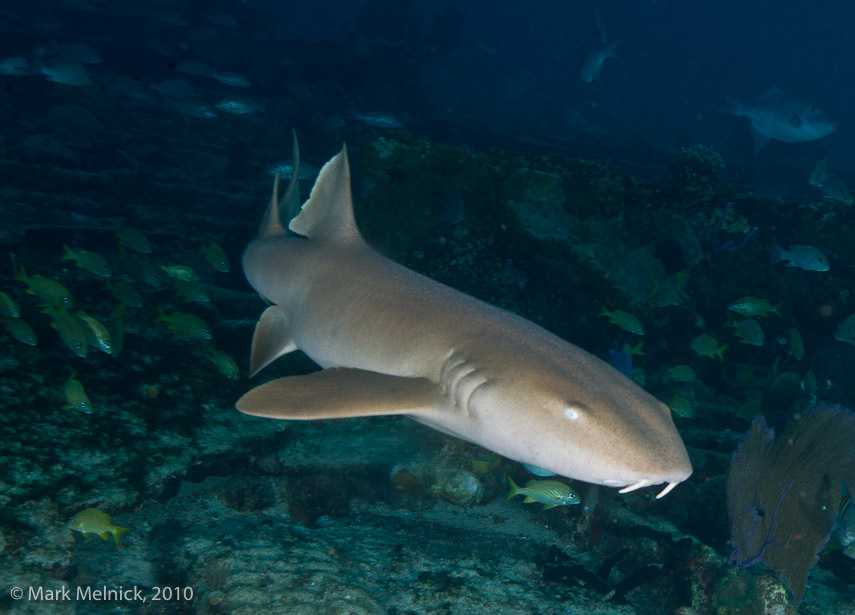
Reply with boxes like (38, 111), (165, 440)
(563, 407), (580, 421)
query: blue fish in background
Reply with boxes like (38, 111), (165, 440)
(609, 344), (633, 379)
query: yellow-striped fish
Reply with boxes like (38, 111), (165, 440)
(63, 373), (92, 413)
(0, 291), (20, 318)
(507, 477), (580, 509)
(155, 308), (212, 341)
(116, 228), (151, 253)
(200, 242), (231, 273)
(728, 296), (781, 318)
(599, 306), (645, 335)
(67, 508), (128, 546)
(208, 347), (239, 379)
(62, 244), (111, 278)
(75, 311), (113, 355)
(15, 265), (74, 308)
(42, 306), (88, 357)
(690, 334), (726, 360)
(173, 279), (210, 303)
(4, 317), (37, 346)
(160, 263), (199, 282)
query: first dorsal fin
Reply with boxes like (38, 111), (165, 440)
(288, 144), (360, 242)
(259, 130), (300, 239)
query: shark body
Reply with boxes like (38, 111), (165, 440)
(238, 140), (691, 498)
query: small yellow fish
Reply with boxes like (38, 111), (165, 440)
(108, 302), (125, 358)
(801, 368), (817, 395)
(834, 313), (855, 347)
(105, 281), (144, 308)
(599, 307), (645, 335)
(470, 453), (501, 476)
(200, 242), (231, 273)
(0, 291), (20, 318)
(731, 318), (765, 346)
(507, 477), (580, 509)
(42, 306), (88, 357)
(75, 311), (113, 355)
(67, 508), (128, 546)
(123, 255), (166, 288)
(63, 373), (92, 413)
(155, 308), (212, 341)
(4, 317), (37, 346)
(690, 334), (727, 360)
(116, 228), (151, 253)
(208, 347), (239, 379)
(669, 395), (695, 419)
(61, 244), (111, 278)
(622, 341), (645, 356)
(728, 296), (782, 318)
(173, 279), (210, 303)
(15, 265), (74, 308)
(667, 365), (696, 382)
(160, 264), (199, 282)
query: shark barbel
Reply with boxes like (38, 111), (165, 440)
(237, 137), (692, 498)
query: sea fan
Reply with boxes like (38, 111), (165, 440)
(726, 403), (855, 605)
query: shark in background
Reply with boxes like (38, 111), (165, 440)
(237, 136), (692, 499)
(579, 0), (623, 86)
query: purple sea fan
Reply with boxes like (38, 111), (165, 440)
(726, 403), (855, 606)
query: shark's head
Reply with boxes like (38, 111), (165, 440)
(441, 346), (692, 498)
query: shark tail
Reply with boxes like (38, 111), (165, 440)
(288, 143), (361, 243)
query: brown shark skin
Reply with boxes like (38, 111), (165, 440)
(239, 145), (691, 498)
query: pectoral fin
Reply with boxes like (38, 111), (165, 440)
(249, 306), (297, 377)
(236, 367), (439, 419)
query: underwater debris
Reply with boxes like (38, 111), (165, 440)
(710, 202), (758, 258)
(536, 544), (662, 605)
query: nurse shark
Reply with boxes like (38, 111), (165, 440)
(237, 138), (692, 498)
